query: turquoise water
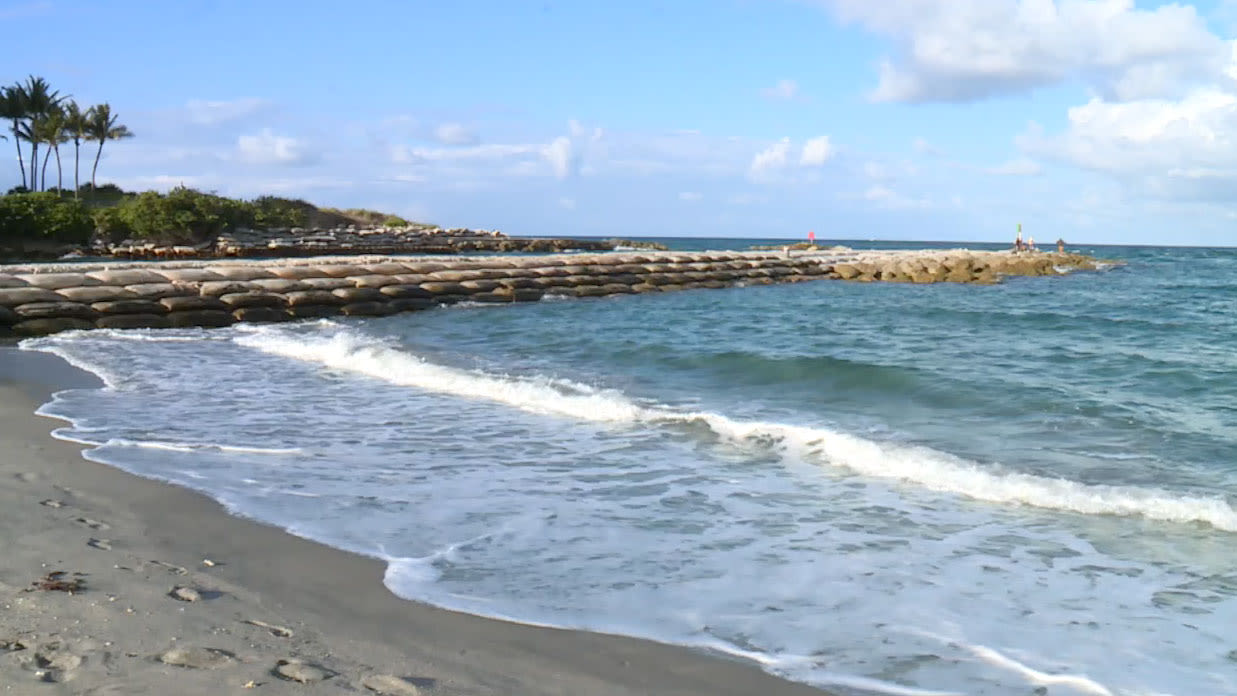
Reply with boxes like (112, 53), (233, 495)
(23, 241), (1237, 695)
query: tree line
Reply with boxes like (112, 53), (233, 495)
(1, 75), (132, 196)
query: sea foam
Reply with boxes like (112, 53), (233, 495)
(234, 324), (1237, 532)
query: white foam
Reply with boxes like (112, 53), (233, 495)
(235, 324), (1237, 532)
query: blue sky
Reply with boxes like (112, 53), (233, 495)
(4, 0), (1237, 245)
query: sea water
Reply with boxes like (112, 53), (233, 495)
(21, 241), (1237, 695)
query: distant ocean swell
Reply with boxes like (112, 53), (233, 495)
(234, 322), (1237, 531)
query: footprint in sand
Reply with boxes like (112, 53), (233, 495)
(74, 517), (110, 531)
(86, 538), (112, 551)
(158, 647), (235, 670)
(273, 658), (335, 684)
(39, 499), (66, 509)
(362, 674), (427, 695)
(20, 643), (85, 683)
(14, 472), (39, 483)
(147, 560), (188, 576)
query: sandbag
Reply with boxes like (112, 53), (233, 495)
(154, 268), (223, 283)
(210, 266), (275, 281)
(232, 306), (291, 323)
(298, 277), (354, 290)
(389, 298), (435, 312)
(166, 310), (235, 328)
(0, 306), (17, 325)
(269, 266), (327, 280)
(13, 317), (93, 335)
(341, 301), (394, 316)
(125, 283), (197, 299)
(92, 300), (168, 315)
(96, 314), (171, 330)
(0, 287), (63, 307)
(250, 278), (311, 293)
(14, 301), (98, 320)
(285, 290), (346, 307)
(332, 287), (384, 303)
(219, 292), (286, 309)
(161, 296), (229, 312)
(378, 284), (433, 300)
(199, 280), (259, 297)
(350, 274), (401, 288)
(287, 304), (341, 318)
(86, 269), (166, 285)
(56, 286), (137, 303)
(15, 272), (99, 289)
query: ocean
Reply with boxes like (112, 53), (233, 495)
(20, 239), (1237, 695)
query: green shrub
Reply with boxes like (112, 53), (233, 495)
(251, 195), (311, 229)
(383, 215), (409, 227)
(111, 187), (255, 242)
(0, 192), (94, 244)
(91, 206), (132, 242)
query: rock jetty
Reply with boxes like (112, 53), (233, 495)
(0, 249), (1102, 337)
(96, 226), (666, 260)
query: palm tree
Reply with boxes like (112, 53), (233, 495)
(15, 76), (63, 191)
(85, 103), (132, 191)
(63, 101), (88, 198)
(0, 86), (27, 189)
(37, 106), (69, 192)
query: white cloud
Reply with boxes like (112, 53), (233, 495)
(1019, 88), (1237, 200)
(434, 123), (479, 146)
(559, 197), (576, 210)
(750, 138), (792, 178)
(236, 129), (315, 166)
(823, 0), (1227, 103)
(858, 185), (932, 210)
(800, 136), (834, 166)
(185, 98), (272, 126)
(760, 79), (799, 100)
(986, 158), (1044, 176)
(913, 137), (944, 156)
(679, 191), (703, 202)
(543, 136), (576, 179)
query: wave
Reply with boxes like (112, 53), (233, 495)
(234, 325), (1237, 532)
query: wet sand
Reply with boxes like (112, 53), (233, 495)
(0, 347), (836, 695)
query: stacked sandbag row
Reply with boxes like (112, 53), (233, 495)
(0, 252), (834, 336)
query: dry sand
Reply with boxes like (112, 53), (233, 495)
(0, 347), (837, 696)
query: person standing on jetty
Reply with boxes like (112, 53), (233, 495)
(1014, 224), (1025, 252)
(1057, 238), (1066, 253)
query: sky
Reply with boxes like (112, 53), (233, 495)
(4, 0), (1237, 245)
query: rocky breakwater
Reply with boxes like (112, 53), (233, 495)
(105, 226), (620, 260)
(0, 249), (1104, 337)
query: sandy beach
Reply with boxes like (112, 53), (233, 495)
(0, 346), (835, 695)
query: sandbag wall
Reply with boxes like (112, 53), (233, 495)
(0, 252), (834, 337)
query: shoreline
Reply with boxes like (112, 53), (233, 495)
(0, 346), (839, 695)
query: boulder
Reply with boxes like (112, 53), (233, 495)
(167, 310), (235, 328)
(14, 301), (98, 320)
(0, 287), (63, 307)
(55, 286), (137, 303)
(12, 317), (93, 335)
(96, 314), (171, 330)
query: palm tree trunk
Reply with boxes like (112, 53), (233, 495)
(91, 138), (104, 190)
(11, 121), (25, 189)
(41, 146), (51, 191)
(73, 139), (80, 199)
(54, 143), (63, 193)
(29, 141), (38, 191)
